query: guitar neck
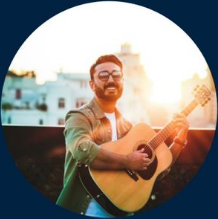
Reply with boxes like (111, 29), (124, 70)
(148, 99), (199, 150)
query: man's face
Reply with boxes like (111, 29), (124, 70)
(91, 62), (123, 101)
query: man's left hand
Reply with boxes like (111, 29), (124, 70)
(173, 113), (189, 142)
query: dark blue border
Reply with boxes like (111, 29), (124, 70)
(0, 0), (217, 218)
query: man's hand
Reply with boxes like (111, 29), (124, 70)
(125, 148), (151, 171)
(173, 113), (189, 142)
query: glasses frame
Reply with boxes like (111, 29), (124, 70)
(94, 70), (123, 82)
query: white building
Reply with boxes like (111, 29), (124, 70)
(1, 45), (216, 128)
(45, 72), (92, 125)
(1, 44), (153, 126)
(1, 71), (92, 126)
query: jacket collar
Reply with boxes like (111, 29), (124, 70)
(88, 98), (122, 120)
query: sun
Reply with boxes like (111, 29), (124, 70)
(150, 80), (181, 104)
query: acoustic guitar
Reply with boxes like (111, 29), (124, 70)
(79, 84), (211, 216)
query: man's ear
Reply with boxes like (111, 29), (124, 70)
(89, 80), (95, 91)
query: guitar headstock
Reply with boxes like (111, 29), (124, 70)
(192, 84), (211, 107)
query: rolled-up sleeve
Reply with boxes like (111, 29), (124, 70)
(64, 112), (100, 165)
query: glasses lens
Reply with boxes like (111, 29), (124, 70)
(112, 71), (122, 81)
(99, 71), (110, 81)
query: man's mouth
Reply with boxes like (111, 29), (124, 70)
(106, 86), (117, 90)
(104, 84), (118, 90)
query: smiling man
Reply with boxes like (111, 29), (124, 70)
(56, 55), (189, 217)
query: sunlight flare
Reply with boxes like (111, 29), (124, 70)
(150, 80), (181, 104)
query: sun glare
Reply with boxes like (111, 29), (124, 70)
(150, 80), (181, 104)
(8, 1), (208, 93)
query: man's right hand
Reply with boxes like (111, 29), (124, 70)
(124, 148), (151, 171)
(91, 147), (151, 171)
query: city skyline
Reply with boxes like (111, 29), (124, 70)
(3, 41), (216, 129)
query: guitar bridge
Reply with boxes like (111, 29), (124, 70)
(125, 169), (139, 181)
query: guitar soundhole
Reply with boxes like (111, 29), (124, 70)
(137, 144), (158, 180)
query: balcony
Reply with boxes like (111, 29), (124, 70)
(1, 125), (216, 212)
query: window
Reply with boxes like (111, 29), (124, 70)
(58, 118), (65, 125)
(76, 98), (87, 108)
(15, 89), (21, 99)
(58, 98), (65, 108)
(8, 117), (11, 124)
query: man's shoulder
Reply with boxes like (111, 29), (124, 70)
(65, 103), (95, 123)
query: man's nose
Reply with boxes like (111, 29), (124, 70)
(108, 75), (114, 82)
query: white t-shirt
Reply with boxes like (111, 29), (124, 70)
(104, 112), (117, 141)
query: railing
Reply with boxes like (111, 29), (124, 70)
(1, 125), (216, 211)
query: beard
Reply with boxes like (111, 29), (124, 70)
(94, 82), (123, 101)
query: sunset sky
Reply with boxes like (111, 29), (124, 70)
(8, 1), (209, 103)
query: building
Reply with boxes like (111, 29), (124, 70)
(1, 45), (216, 128)
(1, 44), (153, 126)
(1, 71), (92, 126)
(116, 43), (152, 124)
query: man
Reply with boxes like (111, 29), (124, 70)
(56, 55), (189, 217)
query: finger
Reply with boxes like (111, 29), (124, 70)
(174, 118), (189, 127)
(175, 122), (189, 129)
(144, 153), (148, 157)
(143, 158), (151, 163)
(138, 148), (145, 153)
(142, 156), (149, 162)
(174, 117), (188, 123)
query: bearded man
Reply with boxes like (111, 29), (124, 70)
(56, 55), (189, 217)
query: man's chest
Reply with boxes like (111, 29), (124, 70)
(92, 118), (132, 145)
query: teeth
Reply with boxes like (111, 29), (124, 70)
(107, 87), (116, 90)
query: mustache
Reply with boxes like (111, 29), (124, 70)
(104, 82), (119, 89)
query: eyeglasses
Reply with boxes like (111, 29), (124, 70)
(95, 70), (123, 82)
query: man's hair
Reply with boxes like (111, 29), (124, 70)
(90, 54), (123, 80)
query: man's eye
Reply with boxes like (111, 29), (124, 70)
(99, 75), (109, 80)
(113, 75), (121, 80)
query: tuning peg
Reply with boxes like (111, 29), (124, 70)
(208, 98), (211, 101)
(201, 104), (205, 107)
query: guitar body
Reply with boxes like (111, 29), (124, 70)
(79, 123), (173, 214)
(79, 85), (211, 215)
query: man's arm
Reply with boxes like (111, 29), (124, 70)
(170, 113), (189, 164)
(65, 112), (151, 171)
(157, 113), (189, 180)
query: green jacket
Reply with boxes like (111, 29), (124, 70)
(56, 98), (132, 215)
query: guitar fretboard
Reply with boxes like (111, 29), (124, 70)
(148, 100), (198, 150)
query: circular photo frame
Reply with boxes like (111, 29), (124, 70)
(1, 1), (217, 218)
